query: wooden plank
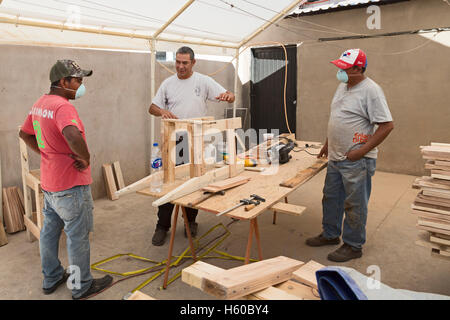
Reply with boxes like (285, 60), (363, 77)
(291, 260), (325, 290)
(414, 177), (450, 190)
(415, 239), (449, 253)
(418, 217), (450, 231)
(431, 248), (450, 260)
(412, 209), (450, 222)
(202, 176), (251, 193)
(430, 234), (450, 246)
(125, 290), (156, 300)
(275, 280), (320, 300)
(280, 158), (328, 188)
(436, 160), (450, 166)
(102, 164), (118, 201)
(415, 192), (450, 208)
(431, 142), (450, 148)
(431, 174), (450, 181)
(193, 123), (204, 177)
(270, 202), (306, 217)
(202, 256), (304, 300)
(246, 285), (301, 300)
(152, 165), (244, 207)
(422, 189), (450, 200)
(412, 203), (450, 216)
(416, 224), (450, 236)
(113, 161), (125, 190)
(182, 261), (223, 290)
(23, 214), (40, 240)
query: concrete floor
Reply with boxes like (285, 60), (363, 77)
(1, 170), (449, 300)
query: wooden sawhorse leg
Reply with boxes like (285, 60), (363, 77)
(272, 196), (288, 225)
(244, 217), (263, 264)
(162, 205), (198, 289)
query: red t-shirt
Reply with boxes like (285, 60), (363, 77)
(21, 94), (92, 192)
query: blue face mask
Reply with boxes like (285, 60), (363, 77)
(336, 69), (349, 83)
(52, 83), (86, 99)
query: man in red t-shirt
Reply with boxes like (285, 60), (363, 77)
(19, 60), (111, 299)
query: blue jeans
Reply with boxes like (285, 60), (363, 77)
(40, 185), (94, 298)
(322, 158), (376, 249)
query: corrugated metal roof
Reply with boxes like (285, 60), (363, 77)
(292, 0), (388, 15)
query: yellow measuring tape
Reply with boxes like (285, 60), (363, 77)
(91, 222), (257, 293)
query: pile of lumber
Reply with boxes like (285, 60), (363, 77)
(412, 143), (450, 261)
(102, 161), (125, 201)
(2, 186), (26, 234)
(182, 256), (325, 300)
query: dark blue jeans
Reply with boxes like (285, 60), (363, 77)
(322, 158), (376, 249)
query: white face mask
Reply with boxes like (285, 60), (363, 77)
(51, 84), (86, 99)
(336, 69), (349, 83)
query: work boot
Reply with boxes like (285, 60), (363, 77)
(184, 221), (198, 238)
(305, 233), (340, 247)
(72, 275), (113, 300)
(152, 227), (168, 246)
(327, 243), (362, 262)
(42, 271), (70, 295)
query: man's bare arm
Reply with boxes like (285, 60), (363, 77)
(62, 125), (90, 170)
(19, 130), (40, 154)
(148, 103), (177, 119)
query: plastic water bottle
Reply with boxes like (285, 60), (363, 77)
(150, 143), (163, 193)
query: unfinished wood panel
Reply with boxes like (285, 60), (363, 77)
(202, 176), (251, 193)
(166, 122), (177, 183)
(23, 214), (40, 240)
(113, 161), (125, 190)
(202, 256), (304, 300)
(412, 209), (450, 222)
(431, 174), (450, 181)
(415, 192), (450, 208)
(423, 189), (450, 200)
(280, 158), (328, 188)
(431, 248), (450, 260)
(270, 202), (306, 217)
(193, 123), (204, 177)
(125, 290), (156, 300)
(412, 203), (450, 216)
(275, 280), (320, 300)
(182, 261), (223, 290)
(246, 286), (301, 300)
(416, 224), (450, 236)
(102, 164), (118, 201)
(414, 177), (450, 190)
(0, 219), (7, 246)
(226, 121), (237, 178)
(418, 217), (450, 231)
(291, 260), (325, 290)
(430, 234), (450, 246)
(2, 187), (25, 233)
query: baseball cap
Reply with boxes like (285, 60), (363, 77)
(331, 49), (367, 70)
(49, 59), (93, 83)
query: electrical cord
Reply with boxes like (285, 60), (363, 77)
(81, 218), (240, 300)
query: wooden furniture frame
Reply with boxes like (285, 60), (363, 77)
(18, 132), (43, 242)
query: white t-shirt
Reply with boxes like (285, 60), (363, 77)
(327, 77), (393, 161)
(152, 72), (227, 119)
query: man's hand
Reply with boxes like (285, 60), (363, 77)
(160, 109), (178, 119)
(70, 154), (89, 171)
(345, 148), (366, 162)
(216, 91), (235, 103)
(317, 140), (328, 159)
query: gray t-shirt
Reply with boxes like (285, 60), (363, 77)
(152, 72), (227, 119)
(327, 77), (393, 161)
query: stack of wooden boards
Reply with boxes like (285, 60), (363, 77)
(412, 143), (450, 260)
(102, 161), (125, 201)
(2, 187), (26, 235)
(182, 256), (325, 300)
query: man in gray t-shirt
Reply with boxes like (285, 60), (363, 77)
(148, 46), (235, 246)
(305, 49), (394, 262)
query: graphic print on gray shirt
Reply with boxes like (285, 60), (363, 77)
(152, 72), (226, 119)
(327, 77), (393, 161)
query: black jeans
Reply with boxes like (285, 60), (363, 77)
(156, 131), (198, 231)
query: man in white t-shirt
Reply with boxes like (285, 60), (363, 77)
(148, 46), (235, 246)
(305, 49), (394, 262)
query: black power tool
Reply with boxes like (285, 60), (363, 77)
(268, 139), (296, 164)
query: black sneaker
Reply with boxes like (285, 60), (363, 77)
(327, 243), (362, 262)
(152, 227), (168, 246)
(72, 275), (113, 300)
(184, 222), (198, 238)
(305, 233), (340, 247)
(42, 271), (70, 295)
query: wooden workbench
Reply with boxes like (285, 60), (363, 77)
(137, 140), (327, 288)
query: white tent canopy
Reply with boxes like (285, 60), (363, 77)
(0, 0), (305, 55)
